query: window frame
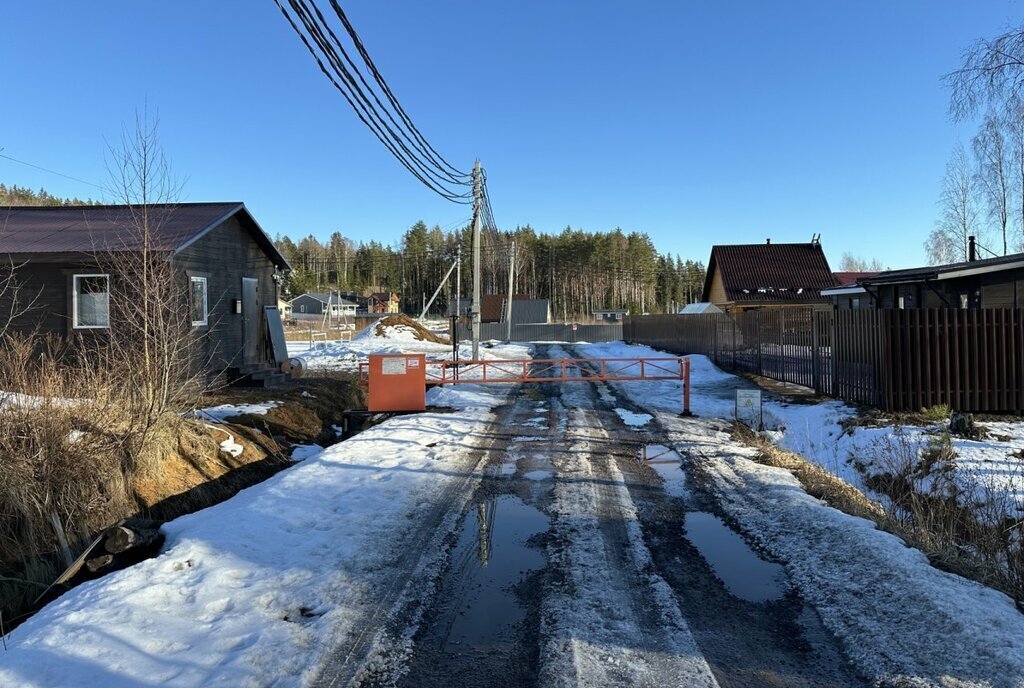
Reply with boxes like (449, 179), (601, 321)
(72, 273), (111, 330)
(190, 276), (209, 327)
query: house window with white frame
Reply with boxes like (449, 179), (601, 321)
(190, 276), (208, 326)
(72, 274), (110, 329)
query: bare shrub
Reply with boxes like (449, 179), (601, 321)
(87, 109), (214, 474)
(0, 336), (136, 563)
(862, 428), (1024, 602)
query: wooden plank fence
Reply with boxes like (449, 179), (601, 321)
(624, 308), (1024, 413)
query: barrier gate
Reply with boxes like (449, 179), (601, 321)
(362, 355), (691, 415)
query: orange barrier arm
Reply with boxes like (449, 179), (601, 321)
(359, 356), (693, 416)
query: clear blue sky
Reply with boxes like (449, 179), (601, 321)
(1, 1), (1021, 268)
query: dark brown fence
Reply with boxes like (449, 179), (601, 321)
(624, 308), (1024, 413)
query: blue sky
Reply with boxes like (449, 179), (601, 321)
(1, 1), (1021, 268)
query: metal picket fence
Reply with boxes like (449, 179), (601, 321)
(624, 308), (1024, 413)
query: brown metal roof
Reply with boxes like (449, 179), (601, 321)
(480, 293), (529, 322)
(831, 271), (878, 287)
(0, 202), (289, 268)
(702, 242), (836, 304)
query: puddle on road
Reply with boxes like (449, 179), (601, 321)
(522, 470), (552, 481)
(683, 511), (789, 603)
(439, 495), (547, 646)
(400, 492), (550, 686)
(641, 444), (688, 498)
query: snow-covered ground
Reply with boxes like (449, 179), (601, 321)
(286, 318), (456, 371)
(0, 329), (528, 688)
(577, 341), (1024, 516)
(578, 340), (1024, 685)
(194, 401), (280, 423)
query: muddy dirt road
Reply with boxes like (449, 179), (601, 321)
(316, 345), (865, 687)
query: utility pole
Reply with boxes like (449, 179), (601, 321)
(471, 160), (482, 360)
(505, 239), (516, 342)
(456, 245), (462, 316)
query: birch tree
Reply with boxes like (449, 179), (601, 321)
(973, 113), (1013, 255)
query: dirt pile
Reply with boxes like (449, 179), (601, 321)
(373, 314), (451, 345)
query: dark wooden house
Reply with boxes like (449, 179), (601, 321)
(843, 247), (1024, 310)
(0, 203), (290, 383)
(701, 240), (837, 312)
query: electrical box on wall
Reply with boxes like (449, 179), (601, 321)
(232, 299), (242, 314)
(367, 353), (426, 412)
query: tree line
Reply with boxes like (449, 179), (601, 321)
(273, 223), (706, 318)
(0, 183), (100, 207)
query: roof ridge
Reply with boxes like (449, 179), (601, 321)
(1, 202), (243, 212)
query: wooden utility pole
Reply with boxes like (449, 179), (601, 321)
(505, 239), (516, 342)
(471, 161), (482, 360)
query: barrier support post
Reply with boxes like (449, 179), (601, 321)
(680, 357), (693, 417)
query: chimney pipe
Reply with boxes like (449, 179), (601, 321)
(766, 238), (771, 245)
(968, 235), (976, 262)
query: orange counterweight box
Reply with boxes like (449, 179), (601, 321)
(367, 353), (426, 412)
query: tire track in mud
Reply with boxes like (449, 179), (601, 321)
(563, 345), (867, 687)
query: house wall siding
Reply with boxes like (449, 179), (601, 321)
(708, 267), (728, 307)
(175, 214), (279, 371)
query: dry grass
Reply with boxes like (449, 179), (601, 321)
(731, 423), (886, 524)
(734, 421), (1024, 606)
(860, 428), (1024, 603)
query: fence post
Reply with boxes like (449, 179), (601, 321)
(780, 309), (787, 384)
(811, 313), (821, 394)
(732, 316), (737, 370)
(756, 310), (762, 376)
(712, 318), (718, 365)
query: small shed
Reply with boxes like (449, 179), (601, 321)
(480, 294), (551, 324)
(592, 308), (629, 322)
(679, 302), (724, 315)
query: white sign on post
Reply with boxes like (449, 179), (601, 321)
(735, 389), (763, 429)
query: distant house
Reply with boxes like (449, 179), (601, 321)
(592, 308), (629, 322)
(480, 294), (551, 324)
(851, 244), (1024, 310)
(821, 272), (879, 310)
(447, 297), (471, 317)
(289, 292), (358, 320)
(701, 240), (837, 312)
(0, 202), (290, 379)
(368, 292), (400, 314)
(679, 302), (724, 315)
(277, 298), (293, 319)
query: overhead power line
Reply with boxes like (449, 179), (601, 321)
(0, 151), (104, 191)
(274, 0), (472, 203)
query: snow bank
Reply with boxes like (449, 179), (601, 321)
(577, 342), (1024, 516)
(0, 374), (521, 687)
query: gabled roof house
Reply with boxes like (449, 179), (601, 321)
(0, 202), (290, 382)
(701, 240), (837, 312)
